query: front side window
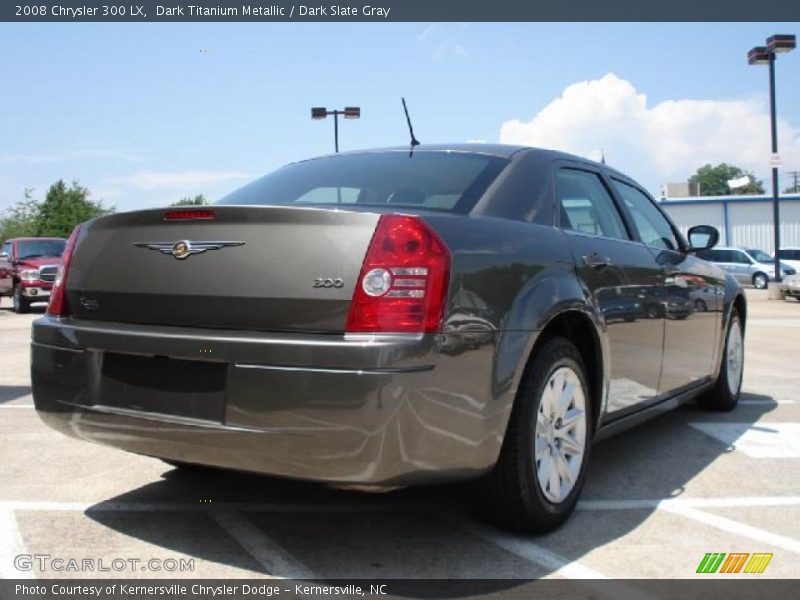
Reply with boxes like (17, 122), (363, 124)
(612, 179), (679, 251)
(732, 251), (752, 264)
(217, 152), (509, 213)
(556, 169), (628, 240)
(746, 249), (772, 264)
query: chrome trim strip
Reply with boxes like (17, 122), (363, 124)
(234, 363), (434, 375)
(56, 400), (266, 433)
(31, 341), (84, 354)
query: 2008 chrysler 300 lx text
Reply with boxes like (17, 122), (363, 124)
(32, 145), (746, 532)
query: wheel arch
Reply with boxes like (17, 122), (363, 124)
(516, 309), (606, 434)
(752, 271), (768, 287)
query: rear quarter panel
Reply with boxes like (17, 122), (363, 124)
(421, 214), (595, 461)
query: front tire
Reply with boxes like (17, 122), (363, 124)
(482, 337), (592, 533)
(753, 273), (768, 289)
(698, 312), (743, 411)
(12, 285), (30, 314)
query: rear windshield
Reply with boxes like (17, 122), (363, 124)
(217, 152), (509, 213)
(17, 239), (65, 259)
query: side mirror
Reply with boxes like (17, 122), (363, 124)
(687, 225), (719, 252)
(0, 252), (9, 261)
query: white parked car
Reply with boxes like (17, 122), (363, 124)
(775, 247), (800, 274)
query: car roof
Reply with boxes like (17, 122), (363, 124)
(287, 143), (608, 167)
(9, 237), (66, 242)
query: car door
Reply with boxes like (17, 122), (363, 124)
(0, 241), (13, 294)
(554, 164), (664, 420)
(610, 178), (721, 394)
(730, 250), (756, 284)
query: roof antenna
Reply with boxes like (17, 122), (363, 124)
(402, 97), (420, 156)
(601, 148), (606, 165)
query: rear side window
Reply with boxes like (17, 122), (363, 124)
(556, 169), (628, 240)
(217, 152), (509, 213)
(612, 180), (680, 251)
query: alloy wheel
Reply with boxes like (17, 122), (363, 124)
(534, 366), (587, 504)
(726, 318), (744, 395)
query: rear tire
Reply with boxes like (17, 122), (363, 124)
(12, 285), (30, 314)
(697, 312), (743, 411)
(482, 337), (593, 533)
(753, 273), (768, 289)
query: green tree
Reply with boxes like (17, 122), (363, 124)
(35, 180), (113, 237)
(0, 188), (39, 241)
(171, 194), (209, 206)
(689, 164), (765, 196)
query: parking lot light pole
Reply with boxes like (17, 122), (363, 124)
(311, 106), (361, 153)
(748, 35), (795, 285)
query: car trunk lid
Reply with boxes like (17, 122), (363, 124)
(65, 206), (380, 332)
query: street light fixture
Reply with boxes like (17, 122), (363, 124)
(310, 106), (361, 153)
(747, 34), (795, 285)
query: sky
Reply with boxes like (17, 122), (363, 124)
(1, 22), (800, 213)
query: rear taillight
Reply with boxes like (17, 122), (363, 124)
(46, 224), (81, 317)
(346, 215), (450, 334)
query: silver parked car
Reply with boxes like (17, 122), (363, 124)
(695, 246), (795, 289)
(780, 273), (800, 301)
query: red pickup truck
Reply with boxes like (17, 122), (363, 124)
(0, 237), (66, 313)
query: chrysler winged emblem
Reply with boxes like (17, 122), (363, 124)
(133, 240), (245, 259)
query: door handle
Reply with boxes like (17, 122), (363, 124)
(582, 253), (612, 269)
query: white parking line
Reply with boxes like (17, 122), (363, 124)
(689, 422), (800, 457)
(211, 510), (314, 579)
(659, 504), (800, 554)
(445, 516), (655, 600)
(578, 496), (800, 510)
(739, 399), (796, 405)
(748, 318), (800, 327)
(0, 405), (34, 409)
(0, 510), (33, 579)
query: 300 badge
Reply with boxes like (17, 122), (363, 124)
(313, 278), (344, 289)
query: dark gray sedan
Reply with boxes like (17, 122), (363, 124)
(31, 144), (746, 532)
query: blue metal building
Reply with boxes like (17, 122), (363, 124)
(659, 194), (800, 253)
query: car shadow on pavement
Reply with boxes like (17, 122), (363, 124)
(85, 392), (778, 585)
(0, 384), (32, 404)
(0, 304), (46, 313)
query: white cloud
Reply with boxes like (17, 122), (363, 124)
(108, 170), (249, 190)
(499, 73), (800, 193)
(417, 24), (468, 61)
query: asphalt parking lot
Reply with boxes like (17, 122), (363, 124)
(1, 290), (799, 582)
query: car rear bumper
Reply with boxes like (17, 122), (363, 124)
(31, 316), (502, 485)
